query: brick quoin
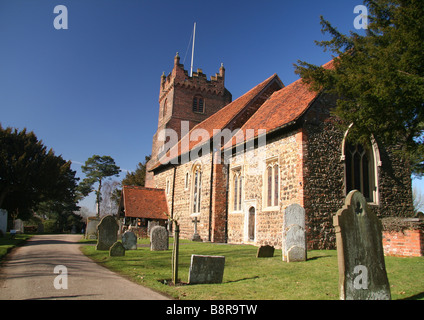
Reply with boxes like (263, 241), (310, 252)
(210, 158), (227, 243)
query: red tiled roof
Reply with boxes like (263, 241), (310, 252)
(224, 59), (335, 149)
(152, 73), (283, 169)
(120, 186), (168, 220)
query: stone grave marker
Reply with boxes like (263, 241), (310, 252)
(191, 216), (202, 241)
(109, 241), (125, 257)
(188, 255), (225, 284)
(256, 245), (275, 258)
(14, 219), (24, 234)
(333, 190), (391, 300)
(150, 225), (169, 251)
(282, 204), (306, 262)
(85, 216), (100, 239)
(96, 215), (119, 251)
(122, 230), (137, 250)
(0, 209), (7, 236)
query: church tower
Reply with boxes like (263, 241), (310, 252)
(145, 53), (232, 187)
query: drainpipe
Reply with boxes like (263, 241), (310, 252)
(224, 163), (230, 243)
(170, 165), (176, 233)
(208, 149), (215, 242)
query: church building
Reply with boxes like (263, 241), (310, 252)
(142, 53), (413, 250)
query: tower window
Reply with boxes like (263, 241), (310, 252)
(193, 95), (204, 113)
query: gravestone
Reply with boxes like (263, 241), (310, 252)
(150, 225), (169, 251)
(333, 190), (391, 300)
(256, 245), (275, 258)
(86, 216), (100, 239)
(0, 209), (7, 236)
(109, 241), (125, 257)
(188, 255), (225, 284)
(282, 204), (306, 262)
(147, 220), (160, 236)
(14, 219), (24, 234)
(191, 217), (202, 241)
(96, 215), (119, 251)
(122, 230), (137, 250)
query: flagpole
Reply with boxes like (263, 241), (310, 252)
(190, 22), (196, 77)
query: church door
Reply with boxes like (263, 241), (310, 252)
(248, 207), (255, 241)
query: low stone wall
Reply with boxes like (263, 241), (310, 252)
(381, 218), (423, 257)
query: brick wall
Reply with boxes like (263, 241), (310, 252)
(382, 228), (424, 257)
(153, 153), (214, 242)
(227, 128), (304, 248)
(302, 94), (414, 249)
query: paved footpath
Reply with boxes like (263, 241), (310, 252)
(0, 234), (170, 300)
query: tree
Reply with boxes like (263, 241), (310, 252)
(111, 155), (151, 207)
(79, 155), (121, 217)
(0, 124), (79, 220)
(294, 0), (424, 176)
(121, 155), (151, 187)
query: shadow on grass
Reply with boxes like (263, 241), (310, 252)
(400, 291), (424, 300)
(226, 275), (260, 283)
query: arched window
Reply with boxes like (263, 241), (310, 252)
(248, 207), (255, 241)
(191, 164), (202, 214)
(231, 169), (243, 211)
(264, 161), (279, 208)
(193, 95), (204, 113)
(344, 140), (378, 203)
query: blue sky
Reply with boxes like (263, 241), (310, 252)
(0, 0), (422, 212)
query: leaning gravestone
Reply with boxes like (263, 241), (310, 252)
(109, 241), (125, 257)
(0, 209), (7, 236)
(86, 216), (101, 239)
(282, 204), (306, 262)
(122, 230), (137, 250)
(96, 215), (119, 251)
(150, 226), (168, 251)
(188, 255), (225, 284)
(333, 190), (391, 300)
(256, 245), (275, 258)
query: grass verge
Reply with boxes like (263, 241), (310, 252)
(80, 238), (424, 300)
(0, 233), (33, 260)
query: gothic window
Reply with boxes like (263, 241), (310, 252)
(193, 95), (204, 113)
(191, 164), (202, 214)
(265, 161), (279, 208)
(345, 141), (376, 202)
(248, 207), (255, 241)
(231, 168), (243, 212)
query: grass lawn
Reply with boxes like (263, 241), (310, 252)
(80, 238), (424, 300)
(0, 233), (33, 260)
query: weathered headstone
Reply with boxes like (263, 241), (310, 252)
(147, 220), (160, 236)
(86, 216), (100, 239)
(96, 215), (119, 251)
(122, 230), (137, 250)
(109, 241), (125, 257)
(256, 245), (275, 258)
(14, 219), (24, 234)
(150, 225), (169, 251)
(188, 255), (225, 284)
(0, 209), (7, 236)
(282, 204), (306, 262)
(191, 217), (202, 241)
(333, 190), (391, 300)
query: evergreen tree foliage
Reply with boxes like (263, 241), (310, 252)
(295, 0), (424, 176)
